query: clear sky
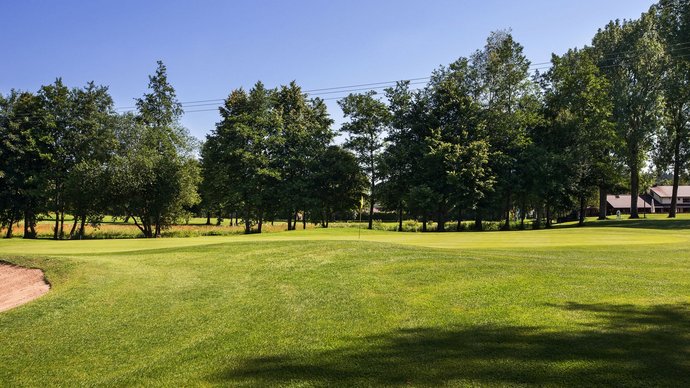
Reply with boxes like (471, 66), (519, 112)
(1, 0), (654, 140)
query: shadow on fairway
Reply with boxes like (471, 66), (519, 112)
(213, 303), (690, 386)
(557, 217), (690, 230)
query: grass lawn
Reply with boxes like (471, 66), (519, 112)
(1, 218), (690, 386)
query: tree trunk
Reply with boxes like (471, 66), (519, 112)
(131, 215), (147, 237)
(24, 212), (29, 238)
(244, 205), (251, 234)
(287, 212), (293, 231)
(598, 186), (607, 220)
(437, 211), (446, 232)
(257, 215), (263, 234)
(545, 205), (552, 228)
(24, 211), (36, 239)
(368, 195), (374, 230)
(206, 211), (211, 225)
(154, 215), (161, 238)
(79, 213), (87, 239)
(503, 193), (511, 231)
(59, 210), (65, 239)
(422, 215), (427, 232)
(4, 219), (13, 239)
(474, 214), (482, 231)
(579, 195), (586, 226)
(53, 210), (60, 240)
(670, 138), (681, 218)
(398, 207), (403, 232)
(69, 215), (79, 239)
(29, 211), (37, 237)
(456, 207), (462, 232)
(630, 158), (640, 219)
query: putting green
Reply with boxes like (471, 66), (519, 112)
(0, 224), (685, 256)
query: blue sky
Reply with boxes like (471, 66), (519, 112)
(1, 0), (654, 140)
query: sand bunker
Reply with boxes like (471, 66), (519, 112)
(0, 263), (50, 313)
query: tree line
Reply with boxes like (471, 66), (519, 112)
(2, 0), (689, 238)
(0, 61), (199, 238)
(343, 0), (690, 231)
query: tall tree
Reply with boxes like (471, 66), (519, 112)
(273, 82), (333, 230)
(339, 91), (391, 229)
(593, 13), (665, 218)
(423, 58), (494, 232)
(111, 61), (200, 237)
(38, 78), (73, 239)
(205, 82), (281, 234)
(63, 82), (117, 238)
(656, 0), (690, 217)
(0, 91), (52, 238)
(380, 81), (416, 231)
(543, 48), (616, 225)
(471, 30), (538, 230)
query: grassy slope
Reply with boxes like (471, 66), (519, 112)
(1, 220), (689, 386)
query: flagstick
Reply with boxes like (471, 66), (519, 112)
(358, 205), (362, 240)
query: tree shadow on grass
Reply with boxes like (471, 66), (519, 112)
(212, 303), (690, 386)
(560, 218), (690, 230)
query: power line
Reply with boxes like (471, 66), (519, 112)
(8, 40), (690, 120)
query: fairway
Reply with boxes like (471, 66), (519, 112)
(1, 223), (690, 386)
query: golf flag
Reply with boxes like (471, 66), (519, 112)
(359, 195), (364, 210)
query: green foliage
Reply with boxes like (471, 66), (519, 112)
(202, 83), (282, 233)
(273, 82), (334, 229)
(110, 62), (200, 238)
(542, 48), (617, 224)
(308, 146), (367, 227)
(339, 91), (391, 229)
(593, 12), (666, 218)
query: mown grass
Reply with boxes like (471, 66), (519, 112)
(10, 212), (690, 239)
(1, 222), (690, 386)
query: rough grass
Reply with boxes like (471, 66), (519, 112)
(1, 221), (690, 386)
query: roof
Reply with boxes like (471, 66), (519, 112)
(607, 195), (652, 209)
(650, 185), (690, 198)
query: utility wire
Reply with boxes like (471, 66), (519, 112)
(7, 40), (690, 119)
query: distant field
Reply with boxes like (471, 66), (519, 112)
(1, 218), (690, 386)
(12, 212), (690, 239)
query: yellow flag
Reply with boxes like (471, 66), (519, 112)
(359, 196), (364, 210)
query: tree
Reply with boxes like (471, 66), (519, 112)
(205, 82), (281, 234)
(111, 61), (200, 238)
(308, 146), (366, 227)
(63, 82), (117, 238)
(593, 13), (665, 218)
(273, 82), (333, 230)
(0, 91), (52, 238)
(542, 48), (616, 225)
(471, 30), (538, 230)
(339, 91), (391, 229)
(38, 78), (73, 239)
(425, 58), (494, 232)
(199, 138), (226, 225)
(656, 0), (690, 217)
(406, 185), (438, 232)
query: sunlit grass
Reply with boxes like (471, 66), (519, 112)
(1, 218), (690, 386)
